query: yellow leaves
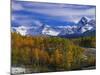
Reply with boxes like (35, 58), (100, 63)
(65, 47), (74, 69)
(87, 55), (96, 66)
(40, 50), (50, 64)
(55, 49), (63, 65)
(32, 48), (50, 64)
(32, 48), (39, 61)
(66, 51), (73, 64)
(12, 35), (23, 48)
(51, 49), (63, 65)
(12, 32), (88, 70)
(23, 38), (33, 47)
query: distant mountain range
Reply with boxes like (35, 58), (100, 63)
(11, 16), (96, 38)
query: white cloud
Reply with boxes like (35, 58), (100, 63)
(12, 1), (96, 24)
(12, 14), (43, 26)
(20, 3), (95, 23)
(27, 7), (95, 17)
(32, 20), (43, 26)
(12, 1), (95, 17)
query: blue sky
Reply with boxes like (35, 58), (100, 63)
(11, 1), (96, 27)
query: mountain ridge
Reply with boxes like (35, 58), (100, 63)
(11, 16), (96, 37)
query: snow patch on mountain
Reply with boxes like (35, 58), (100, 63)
(11, 16), (96, 37)
(80, 24), (93, 33)
(13, 26), (28, 36)
(42, 25), (60, 36)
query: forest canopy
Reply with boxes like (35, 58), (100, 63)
(11, 32), (96, 72)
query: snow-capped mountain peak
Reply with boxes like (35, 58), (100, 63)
(42, 25), (60, 36)
(78, 16), (88, 26)
(11, 16), (96, 37)
(12, 26), (35, 36)
(77, 17), (95, 33)
(13, 26), (28, 36)
(79, 24), (93, 33)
